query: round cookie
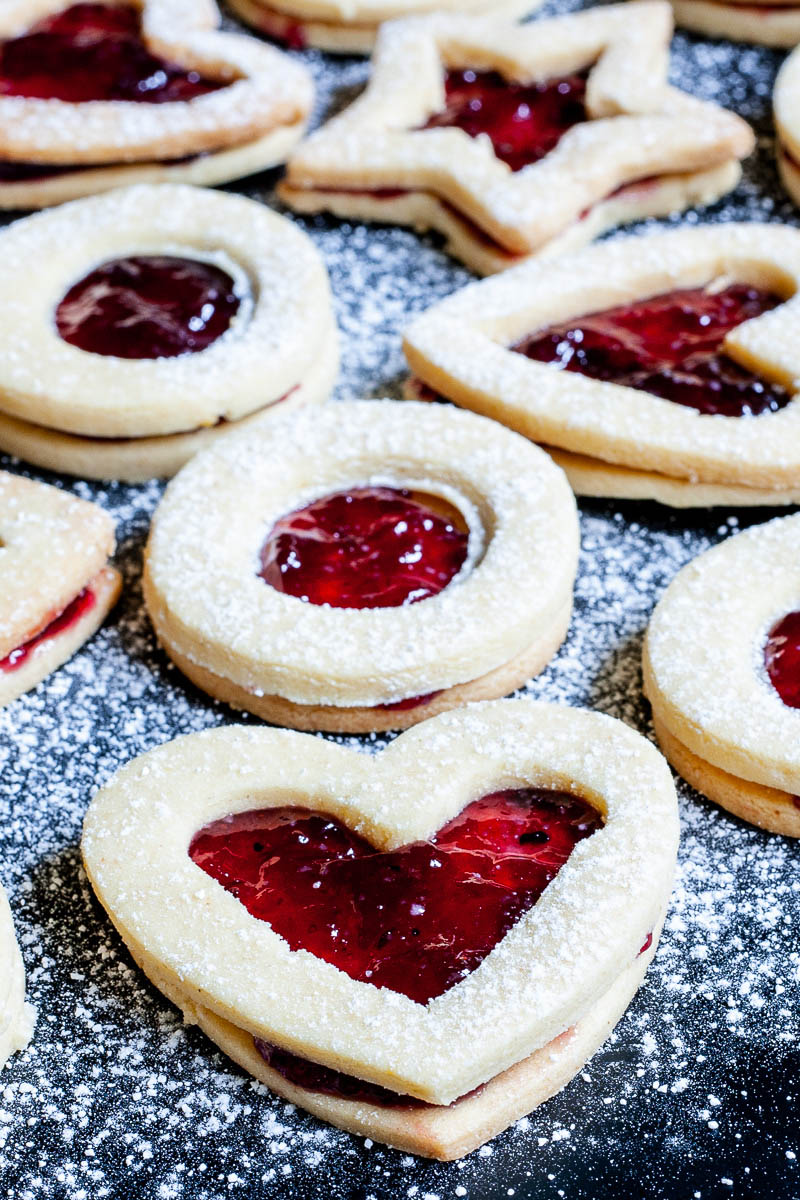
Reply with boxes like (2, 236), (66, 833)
(143, 399), (580, 732)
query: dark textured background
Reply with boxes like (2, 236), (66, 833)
(1, 6), (799, 1197)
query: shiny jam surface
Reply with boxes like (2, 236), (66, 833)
(55, 255), (241, 359)
(764, 610), (800, 709)
(258, 486), (469, 609)
(189, 788), (603, 1006)
(513, 284), (790, 418)
(0, 588), (95, 672)
(421, 70), (587, 172)
(0, 3), (221, 102)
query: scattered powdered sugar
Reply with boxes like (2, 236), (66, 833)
(1, 6), (799, 1198)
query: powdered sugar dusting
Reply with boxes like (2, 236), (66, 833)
(0, 5), (799, 1197)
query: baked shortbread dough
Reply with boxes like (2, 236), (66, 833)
(774, 47), (800, 208)
(144, 400), (579, 732)
(660, 0), (800, 47)
(81, 704), (679, 1157)
(403, 223), (800, 506)
(226, 0), (539, 54)
(0, 0), (313, 208)
(0, 185), (338, 480)
(0, 882), (35, 1070)
(0, 472), (121, 707)
(279, 4), (753, 273)
(643, 514), (800, 837)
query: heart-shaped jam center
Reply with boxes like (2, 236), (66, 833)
(55, 255), (241, 359)
(764, 610), (800, 709)
(258, 487), (470, 609)
(0, 586), (95, 672)
(0, 2), (222, 103)
(189, 787), (602, 1006)
(421, 70), (587, 173)
(512, 284), (790, 417)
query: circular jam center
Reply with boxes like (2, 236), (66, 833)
(421, 70), (587, 173)
(189, 788), (602, 1007)
(764, 610), (800, 709)
(55, 255), (241, 360)
(258, 487), (470, 609)
(0, 2), (222, 103)
(512, 284), (790, 418)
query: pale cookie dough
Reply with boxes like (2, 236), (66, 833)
(143, 400), (579, 731)
(279, 4), (753, 272)
(0, 471), (121, 707)
(0, 0), (312, 200)
(403, 223), (800, 501)
(664, 0), (800, 47)
(643, 514), (800, 837)
(0, 882), (35, 1070)
(0, 185), (338, 479)
(774, 46), (800, 208)
(81, 704), (678, 1154)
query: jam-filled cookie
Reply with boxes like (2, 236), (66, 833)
(144, 400), (579, 732)
(81, 702), (679, 1159)
(0, 881), (35, 1069)
(403, 223), (800, 507)
(644, 515), (800, 838)
(659, 0), (800, 47)
(227, 0), (539, 54)
(280, 3), (753, 274)
(0, 471), (120, 707)
(0, 0), (312, 209)
(774, 47), (800, 206)
(0, 185), (337, 481)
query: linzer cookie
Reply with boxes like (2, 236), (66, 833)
(774, 47), (800, 206)
(0, 0), (312, 209)
(143, 400), (579, 733)
(0, 185), (338, 481)
(81, 703), (679, 1158)
(0, 881), (34, 1069)
(0, 471), (120, 707)
(658, 0), (800, 46)
(403, 223), (800, 507)
(644, 515), (800, 838)
(279, 3), (753, 274)
(226, 0), (540, 54)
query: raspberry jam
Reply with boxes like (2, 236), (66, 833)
(189, 788), (602, 1006)
(258, 487), (469, 609)
(421, 70), (586, 172)
(0, 3), (221, 103)
(764, 610), (800, 709)
(513, 284), (790, 418)
(55, 255), (241, 359)
(253, 1039), (435, 1109)
(0, 588), (95, 672)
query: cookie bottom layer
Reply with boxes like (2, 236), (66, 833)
(0, 332), (338, 482)
(280, 161), (740, 275)
(0, 124), (306, 211)
(0, 886), (35, 1070)
(652, 716), (800, 838)
(148, 930), (658, 1159)
(154, 598), (572, 733)
(0, 564), (121, 708)
(777, 145), (800, 209)
(227, 0), (538, 52)
(667, 0), (800, 45)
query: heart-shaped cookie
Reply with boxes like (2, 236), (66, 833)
(644, 513), (800, 837)
(82, 700), (678, 1158)
(404, 223), (800, 505)
(0, 470), (120, 707)
(0, 881), (35, 1069)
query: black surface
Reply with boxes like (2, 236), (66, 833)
(0, 6), (799, 1199)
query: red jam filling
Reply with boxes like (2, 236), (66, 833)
(189, 787), (603, 1006)
(258, 487), (469, 609)
(0, 587), (95, 672)
(253, 1039), (436, 1109)
(513, 284), (790, 418)
(764, 610), (800, 709)
(421, 70), (587, 173)
(55, 255), (241, 359)
(0, 3), (221, 103)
